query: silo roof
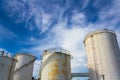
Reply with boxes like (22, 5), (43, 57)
(42, 48), (71, 57)
(84, 29), (116, 44)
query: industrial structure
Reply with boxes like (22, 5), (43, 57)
(39, 48), (71, 80)
(84, 29), (120, 80)
(0, 29), (120, 80)
(13, 54), (36, 80)
(0, 51), (17, 80)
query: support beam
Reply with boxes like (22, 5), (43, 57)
(71, 73), (89, 77)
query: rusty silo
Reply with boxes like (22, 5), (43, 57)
(40, 48), (71, 80)
(0, 55), (17, 80)
(13, 54), (36, 80)
(84, 29), (120, 80)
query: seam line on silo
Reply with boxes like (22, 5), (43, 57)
(91, 36), (99, 80)
(14, 58), (36, 73)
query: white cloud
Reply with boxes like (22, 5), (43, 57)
(33, 60), (41, 78)
(36, 12), (52, 33)
(30, 36), (35, 41)
(81, 0), (90, 10)
(4, 0), (65, 33)
(99, 0), (120, 26)
(71, 12), (86, 25)
(6, 0), (27, 23)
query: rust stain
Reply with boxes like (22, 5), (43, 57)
(62, 62), (66, 67)
(49, 78), (58, 80)
(47, 59), (68, 79)
(48, 67), (59, 75)
(49, 62), (58, 68)
(61, 69), (66, 76)
(48, 62), (59, 79)
(53, 63), (58, 67)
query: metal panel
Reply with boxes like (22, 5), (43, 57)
(13, 54), (36, 80)
(0, 56), (17, 80)
(84, 29), (120, 80)
(40, 49), (71, 80)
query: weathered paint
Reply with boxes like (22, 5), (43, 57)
(40, 49), (71, 80)
(84, 29), (120, 80)
(0, 56), (17, 80)
(13, 54), (36, 80)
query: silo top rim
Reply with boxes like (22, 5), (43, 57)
(0, 56), (17, 61)
(84, 29), (116, 43)
(42, 48), (71, 57)
(15, 53), (35, 58)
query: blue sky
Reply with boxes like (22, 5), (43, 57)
(0, 0), (120, 79)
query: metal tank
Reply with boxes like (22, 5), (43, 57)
(0, 56), (17, 80)
(84, 29), (120, 80)
(40, 48), (71, 80)
(13, 54), (36, 80)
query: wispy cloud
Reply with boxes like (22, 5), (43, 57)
(3, 0), (112, 33)
(71, 11), (86, 25)
(99, 0), (120, 27)
(3, 0), (65, 33)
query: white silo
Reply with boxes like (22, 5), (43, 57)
(40, 48), (71, 80)
(0, 56), (17, 80)
(84, 29), (120, 80)
(13, 54), (36, 80)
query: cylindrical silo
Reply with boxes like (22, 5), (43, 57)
(84, 29), (120, 80)
(0, 56), (17, 80)
(13, 54), (36, 80)
(40, 48), (71, 80)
